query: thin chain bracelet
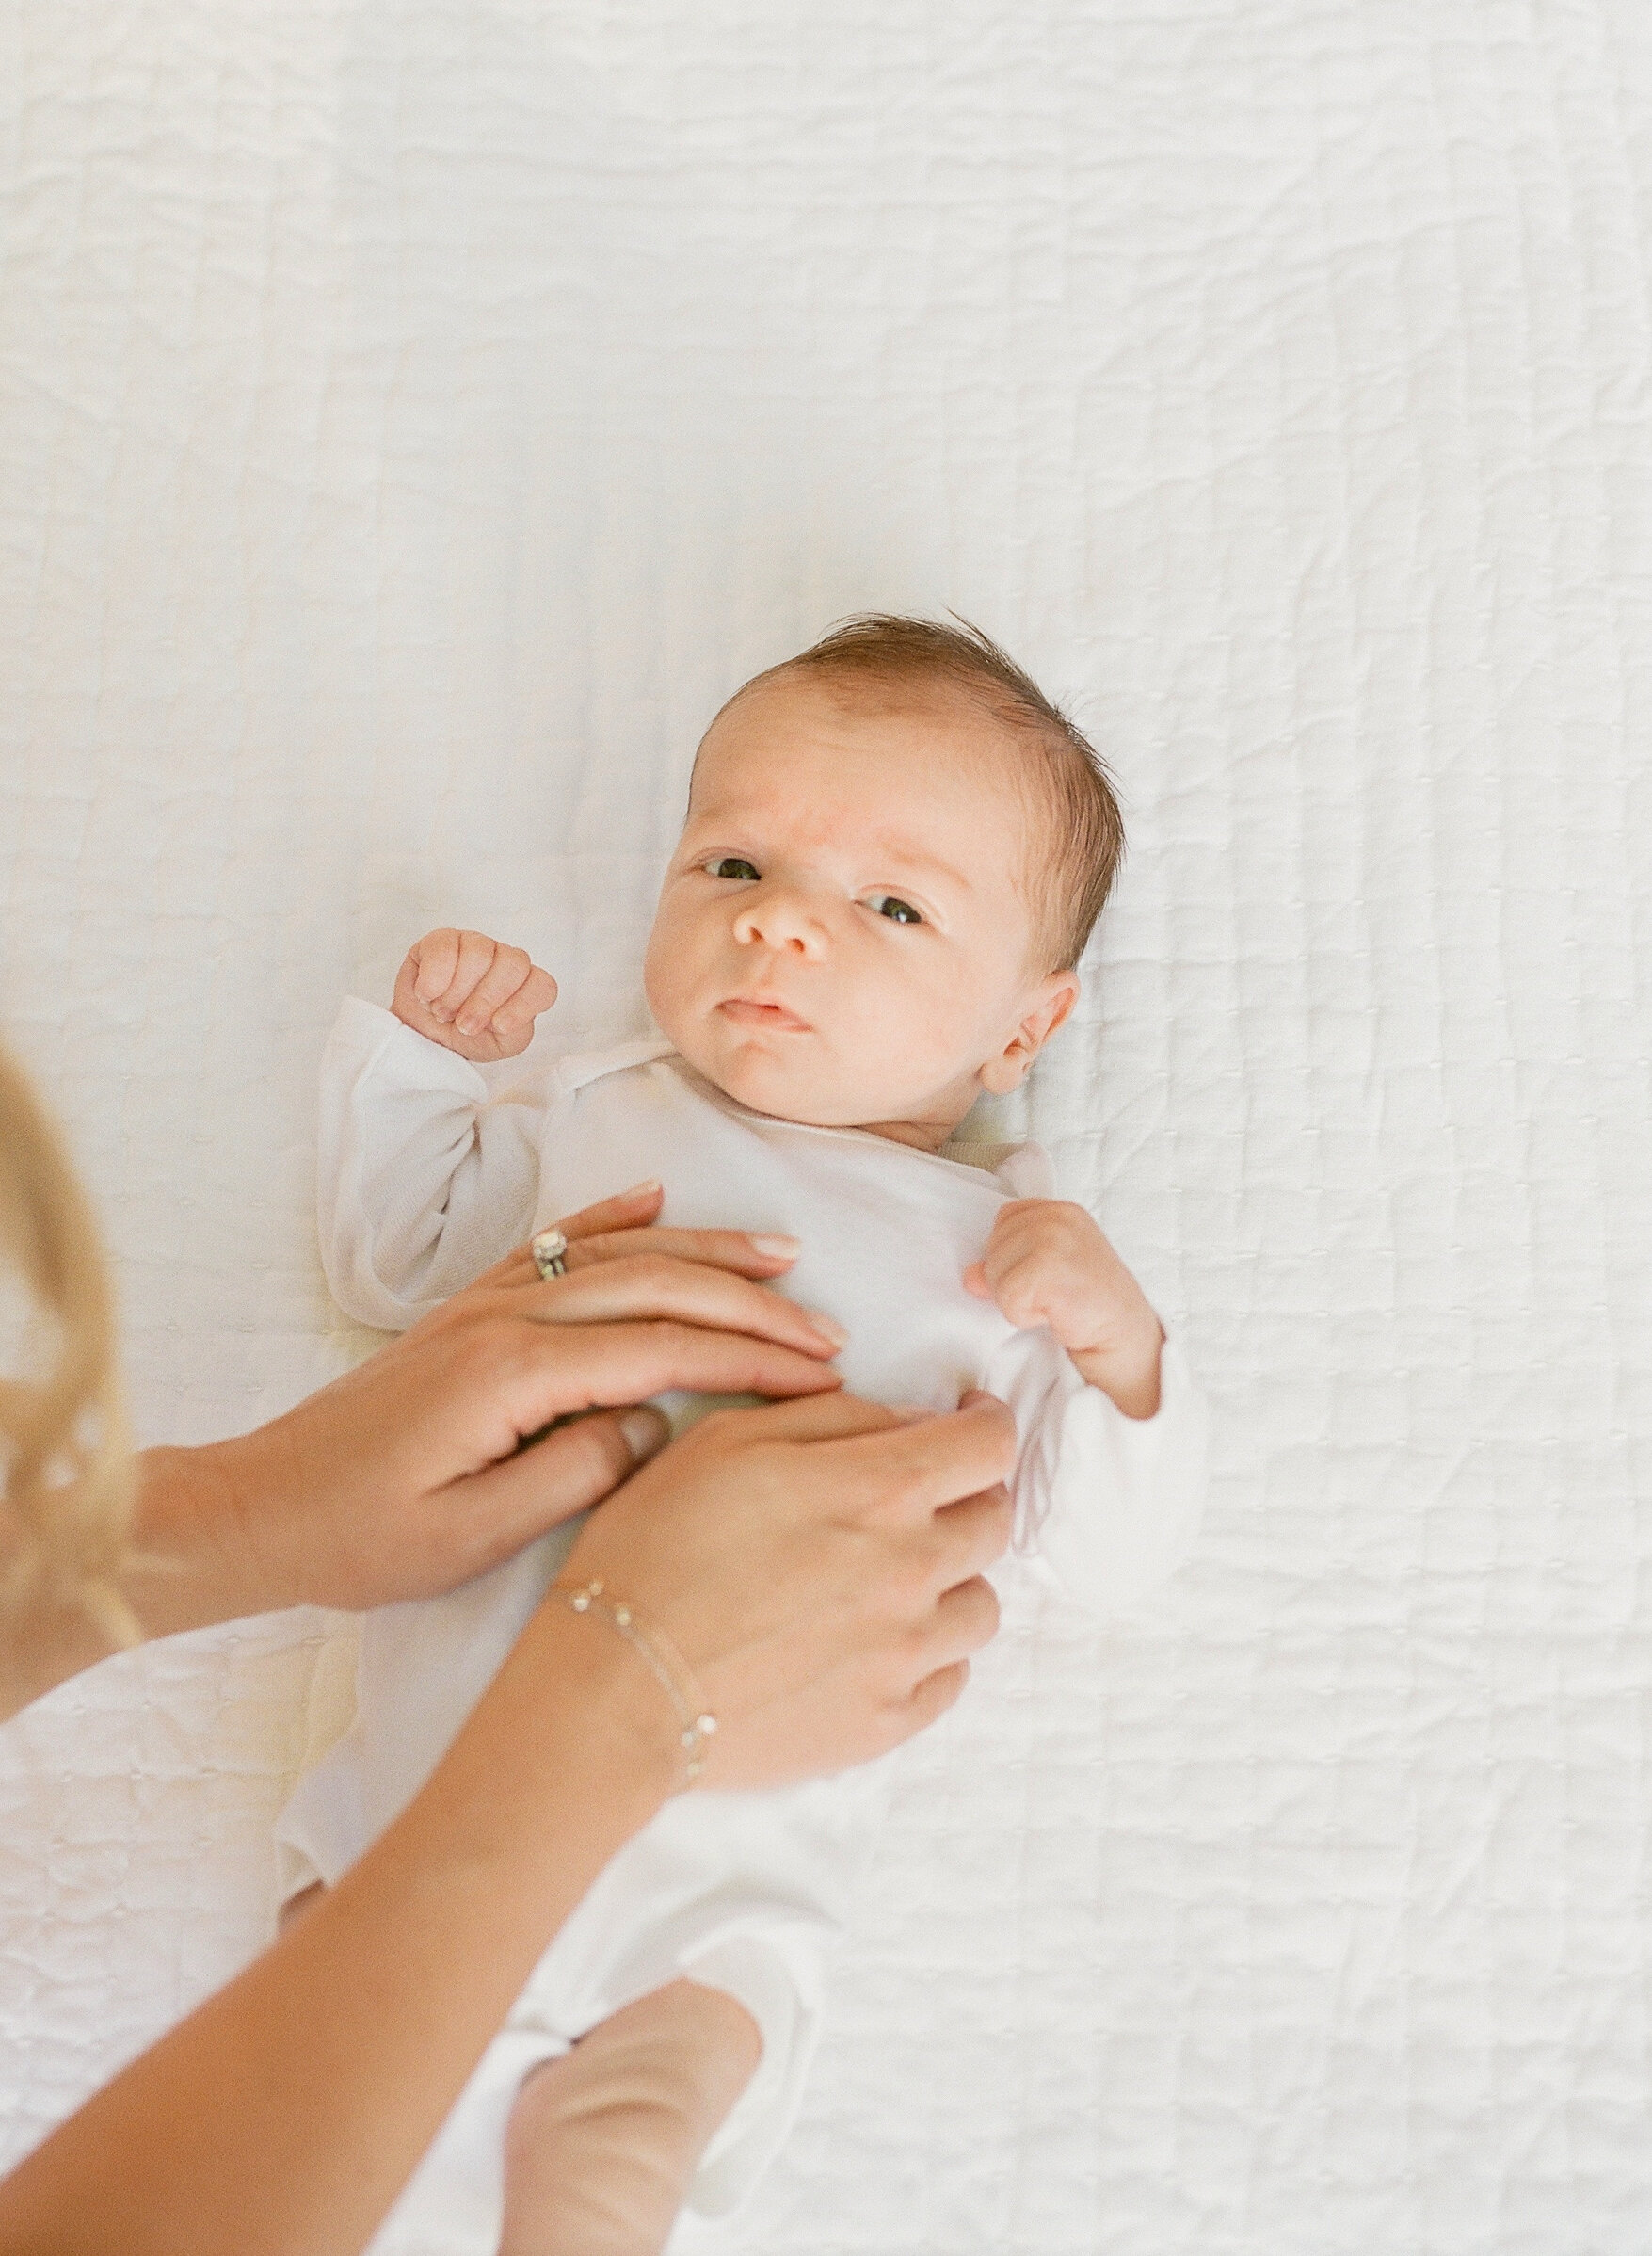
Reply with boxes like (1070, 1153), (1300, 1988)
(551, 1577), (718, 1784)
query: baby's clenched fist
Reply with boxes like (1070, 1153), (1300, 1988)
(964, 1199), (1164, 1420)
(392, 929), (558, 1063)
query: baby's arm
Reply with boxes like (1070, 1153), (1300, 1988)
(320, 930), (560, 1328)
(971, 1203), (1206, 1615)
(965, 1200), (1163, 1417)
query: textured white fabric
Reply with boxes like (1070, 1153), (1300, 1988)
(2, 7), (1650, 2251)
(275, 1004), (1205, 2237)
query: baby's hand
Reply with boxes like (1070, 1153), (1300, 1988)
(965, 1200), (1164, 1420)
(391, 929), (558, 1063)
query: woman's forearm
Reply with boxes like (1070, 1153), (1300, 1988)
(0, 1602), (675, 2256)
(0, 1441), (278, 1717)
(2, 1378), (1016, 2253)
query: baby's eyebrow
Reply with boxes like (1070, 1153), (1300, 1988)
(866, 840), (973, 895)
(679, 812), (973, 896)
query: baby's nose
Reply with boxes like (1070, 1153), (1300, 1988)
(732, 887), (826, 955)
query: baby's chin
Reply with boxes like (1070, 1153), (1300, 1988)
(676, 1026), (911, 1130)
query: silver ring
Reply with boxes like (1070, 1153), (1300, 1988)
(531, 1226), (569, 1280)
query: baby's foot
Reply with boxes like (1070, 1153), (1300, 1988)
(498, 1977), (761, 2256)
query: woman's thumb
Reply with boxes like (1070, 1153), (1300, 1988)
(452, 1405), (671, 1577)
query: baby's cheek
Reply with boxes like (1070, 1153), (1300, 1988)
(642, 917), (698, 1040)
(640, 928), (668, 1013)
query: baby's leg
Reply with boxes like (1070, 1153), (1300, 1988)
(499, 1979), (761, 2256)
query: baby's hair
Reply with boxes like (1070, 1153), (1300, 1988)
(737, 613), (1124, 971)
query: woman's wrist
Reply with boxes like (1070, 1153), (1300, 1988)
(407, 1591), (682, 1898)
(124, 1430), (291, 1637)
(546, 1577), (718, 1784)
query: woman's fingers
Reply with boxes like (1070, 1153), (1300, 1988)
(517, 1255), (845, 1359)
(930, 1485), (1017, 1584)
(489, 1320), (842, 1431)
(436, 1405), (671, 1583)
(917, 1571), (1002, 1668)
(568, 1225), (801, 1279)
(823, 1391), (1018, 1523)
(885, 1659), (971, 1747)
(489, 1180), (803, 1290)
(656, 1391), (1015, 1559)
(491, 1226), (803, 1292)
(859, 1580), (1000, 1761)
(696, 1389), (911, 1443)
(558, 1182), (666, 1240)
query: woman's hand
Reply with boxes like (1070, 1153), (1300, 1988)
(553, 1386), (1016, 1789)
(0, 1381), (1016, 2256)
(128, 1182), (845, 1633)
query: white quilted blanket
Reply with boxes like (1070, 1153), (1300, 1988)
(3, 6), (1648, 2249)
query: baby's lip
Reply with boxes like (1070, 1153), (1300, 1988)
(717, 994), (812, 1034)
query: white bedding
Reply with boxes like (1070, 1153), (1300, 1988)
(2, 4), (1648, 2249)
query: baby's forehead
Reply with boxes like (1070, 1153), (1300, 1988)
(690, 669), (1039, 827)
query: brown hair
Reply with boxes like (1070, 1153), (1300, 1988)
(0, 1043), (139, 1667)
(743, 613), (1125, 970)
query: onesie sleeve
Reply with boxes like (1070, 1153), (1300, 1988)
(317, 995), (554, 1329)
(987, 1327), (1209, 1618)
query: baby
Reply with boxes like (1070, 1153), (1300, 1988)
(276, 616), (1207, 2255)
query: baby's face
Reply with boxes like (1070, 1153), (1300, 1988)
(643, 674), (1077, 1145)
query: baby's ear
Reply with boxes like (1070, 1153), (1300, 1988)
(978, 972), (1080, 1094)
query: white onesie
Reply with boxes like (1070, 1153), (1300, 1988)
(276, 997), (1208, 2253)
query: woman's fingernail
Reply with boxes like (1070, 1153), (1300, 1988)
(751, 1233), (800, 1259)
(804, 1310), (849, 1348)
(456, 1016), (480, 1036)
(623, 1178), (663, 1198)
(618, 1406), (670, 1462)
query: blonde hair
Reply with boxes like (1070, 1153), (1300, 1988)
(0, 1042), (140, 1652)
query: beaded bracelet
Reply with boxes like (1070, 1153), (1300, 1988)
(551, 1577), (718, 1784)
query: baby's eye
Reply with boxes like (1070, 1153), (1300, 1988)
(865, 894), (922, 925)
(706, 856), (761, 882)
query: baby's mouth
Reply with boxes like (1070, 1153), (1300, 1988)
(717, 995), (811, 1034)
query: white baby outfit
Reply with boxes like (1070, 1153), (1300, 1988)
(276, 997), (1209, 2253)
